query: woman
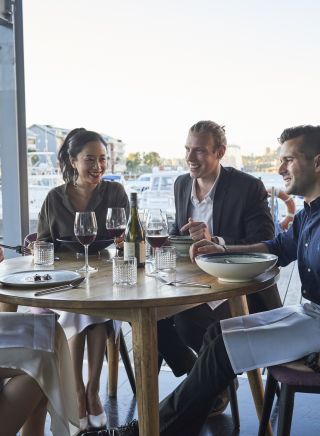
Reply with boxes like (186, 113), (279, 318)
(0, 312), (78, 436)
(37, 128), (129, 431)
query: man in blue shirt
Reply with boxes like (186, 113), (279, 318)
(113, 124), (320, 436)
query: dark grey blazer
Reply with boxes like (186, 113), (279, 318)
(171, 166), (274, 244)
(171, 166), (281, 312)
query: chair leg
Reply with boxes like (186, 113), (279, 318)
(106, 331), (120, 397)
(258, 371), (278, 436)
(277, 384), (295, 436)
(228, 377), (240, 430)
(119, 329), (136, 395)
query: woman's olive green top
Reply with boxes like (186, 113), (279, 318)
(37, 180), (129, 242)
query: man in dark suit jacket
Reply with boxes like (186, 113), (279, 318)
(170, 120), (281, 359)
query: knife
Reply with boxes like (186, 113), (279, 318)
(34, 277), (85, 296)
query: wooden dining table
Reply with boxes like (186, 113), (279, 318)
(0, 252), (279, 436)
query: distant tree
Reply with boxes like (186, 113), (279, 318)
(142, 152), (161, 168)
(126, 152), (142, 174)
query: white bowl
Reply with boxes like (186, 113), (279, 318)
(195, 252), (278, 282)
(168, 236), (193, 257)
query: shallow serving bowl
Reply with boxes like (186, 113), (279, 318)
(56, 236), (113, 254)
(168, 235), (193, 257)
(195, 252), (278, 282)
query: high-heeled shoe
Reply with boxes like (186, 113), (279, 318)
(79, 416), (88, 431)
(88, 411), (107, 428)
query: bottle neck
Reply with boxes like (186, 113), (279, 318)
(129, 205), (138, 217)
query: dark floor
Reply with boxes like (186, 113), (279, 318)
(56, 363), (320, 436)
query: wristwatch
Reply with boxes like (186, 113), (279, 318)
(211, 236), (219, 244)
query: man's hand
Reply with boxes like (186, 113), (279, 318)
(0, 247), (4, 263)
(180, 218), (211, 242)
(189, 239), (225, 262)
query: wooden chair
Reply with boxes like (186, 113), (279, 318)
(23, 232), (37, 248)
(258, 359), (320, 436)
(106, 326), (136, 396)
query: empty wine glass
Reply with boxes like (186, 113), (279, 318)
(74, 211), (98, 273)
(106, 207), (127, 257)
(138, 209), (151, 262)
(145, 209), (169, 274)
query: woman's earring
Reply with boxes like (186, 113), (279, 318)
(73, 168), (78, 187)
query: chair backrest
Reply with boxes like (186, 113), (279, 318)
(24, 232), (37, 248)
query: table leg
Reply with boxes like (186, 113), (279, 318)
(229, 295), (273, 436)
(131, 307), (159, 436)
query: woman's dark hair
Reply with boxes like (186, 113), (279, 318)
(58, 128), (108, 183)
(279, 125), (320, 159)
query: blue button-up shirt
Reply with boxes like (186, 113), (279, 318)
(264, 196), (320, 304)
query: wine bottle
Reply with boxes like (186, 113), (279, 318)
(124, 193), (145, 267)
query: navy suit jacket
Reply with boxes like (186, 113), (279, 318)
(171, 166), (274, 244)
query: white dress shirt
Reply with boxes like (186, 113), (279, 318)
(189, 167), (225, 245)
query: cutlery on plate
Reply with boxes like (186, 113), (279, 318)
(34, 277), (85, 296)
(167, 281), (211, 288)
(157, 276), (211, 288)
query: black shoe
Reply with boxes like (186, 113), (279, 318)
(110, 420), (139, 435)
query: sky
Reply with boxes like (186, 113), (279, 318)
(22, 0), (320, 158)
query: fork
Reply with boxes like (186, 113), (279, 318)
(34, 277), (85, 296)
(158, 277), (211, 288)
(0, 243), (30, 255)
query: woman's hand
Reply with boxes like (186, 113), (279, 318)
(189, 239), (224, 262)
(180, 218), (211, 242)
(114, 235), (124, 249)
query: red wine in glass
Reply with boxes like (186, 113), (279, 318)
(106, 207), (127, 257)
(106, 227), (125, 239)
(146, 234), (169, 248)
(74, 211), (98, 273)
(145, 210), (169, 274)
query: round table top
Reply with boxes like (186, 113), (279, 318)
(0, 253), (279, 311)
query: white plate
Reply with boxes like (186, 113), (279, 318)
(0, 270), (81, 289)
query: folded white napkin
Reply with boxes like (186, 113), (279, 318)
(0, 313), (56, 351)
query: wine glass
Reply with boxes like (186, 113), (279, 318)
(74, 211), (98, 273)
(145, 209), (169, 274)
(106, 207), (127, 257)
(140, 209), (151, 261)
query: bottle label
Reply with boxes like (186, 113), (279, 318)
(139, 241), (146, 264)
(124, 242), (135, 260)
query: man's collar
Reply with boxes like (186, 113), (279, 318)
(304, 196), (320, 212)
(191, 165), (221, 202)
